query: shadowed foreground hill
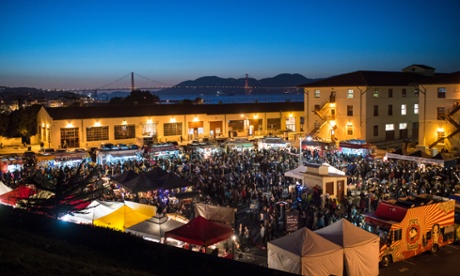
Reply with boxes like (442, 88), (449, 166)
(0, 205), (294, 276)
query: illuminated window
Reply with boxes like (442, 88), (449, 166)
(164, 123), (182, 136)
(314, 89), (320, 98)
(347, 89), (354, 99)
(401, 104), (407, 115)
(373, 89), (379, 98)
(385, 124), (394, 131)
(60, 128), (79, 148)
(399, 123), (407, 129)
(114, 125), (135, 140)
(346, 124), (354, 135)
(437, 130), (445, 140)
(86, 126), (109, 141)
(414, 104), (419, 114)
(437, 87), (446, 98)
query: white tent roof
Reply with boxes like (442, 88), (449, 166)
(60, 200), (124, 224)
(315, 219), (380, 276)
(127, 215), (185, 241)
(284, 165), (307, 180)
(0, 181), (12, 195)
(268, 227), (343, 275)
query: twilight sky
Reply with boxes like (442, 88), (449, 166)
(1, 0), (460, 89)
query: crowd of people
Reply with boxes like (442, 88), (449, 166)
(1, 142), (460, 253)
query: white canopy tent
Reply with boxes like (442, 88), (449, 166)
(0, 181), (12, 196)
(60, 200), (124, 224)
(315, 219), (380, 276)
(268, 227), (344, 276)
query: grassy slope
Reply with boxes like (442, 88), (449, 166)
(0, 205), (294, 276)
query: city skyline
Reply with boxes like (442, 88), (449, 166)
(1, 0), (460, 89)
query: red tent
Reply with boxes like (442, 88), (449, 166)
(0, 185), (36, 206)
(165, 215), (234, 247)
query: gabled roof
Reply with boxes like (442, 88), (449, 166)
(298, 70), (429, 88)
(42, 102), (304, 120)
(417, 71), (460, 85)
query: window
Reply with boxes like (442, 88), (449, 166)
(373, 125), (379, 136)
(402, 88), (407, 97)
(267, 118), (281, 131)
(385, 124), (394, 131)
(60, 127), (79, 148)
(86, 126), (109, 141)
(437, 87), (446, 98)
(388, 88), (393, 98)
(314, 89), (320, 98)
(414, 104), (419, 114)
(114, 125), (135, 140)
(401, 104), (407, 115)
(286, 116), (296, 132)
(388, 104), (393, 116)
(164, 123), (182, 136)
(373, 89), (379, 98)
(347, 105), (353, 116)
(437, 129), (445, 140)
(326, 182), (334, 195)
(399, 123), (407, 129)
(437, 107), (446, 120)
(346, 124), (354, 135)
(414, 88), (419, 97)
(373, 105), (379, 116)
(347, 89), (354, 99)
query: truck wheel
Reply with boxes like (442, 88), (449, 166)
(380, 255), (391, 268)
(430, 244), (439, 254)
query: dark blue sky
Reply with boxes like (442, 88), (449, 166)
(1, 0), (460, 89)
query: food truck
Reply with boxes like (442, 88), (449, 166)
(338, 139), (376, 157)
(362, 194), (456, 267)
(144, 142), (180, 162)
(257, 136), (291, 150)
(300, 138), (335, 157)
(223, 139), (255, 153)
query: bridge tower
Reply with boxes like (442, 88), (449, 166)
(244, 73), (252, 95)
(131, 72), (135, 91)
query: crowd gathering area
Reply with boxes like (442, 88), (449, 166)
(1, 139), (460, 272)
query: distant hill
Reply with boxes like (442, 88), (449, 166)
(1, 73), (321, 101)
(154, 73), (320, 97)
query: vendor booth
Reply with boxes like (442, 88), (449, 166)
(164, 215), (234, 248)
(126, 214), (185, 243)
(284, 163), (347, 202)
(315, 218), (380, 276)
(268, 227), (344, 276)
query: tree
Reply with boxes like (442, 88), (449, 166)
(18, 162), (108, 220)
(122, 89), (160, 105)
(4, 104), (41, 140)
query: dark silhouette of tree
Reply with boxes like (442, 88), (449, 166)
(0, 113), (9, 136)
(18, 162), (108, 220)
(122, 89), (160, 105)
(5, 104), (40, 140)
(108, 96), (125, 105)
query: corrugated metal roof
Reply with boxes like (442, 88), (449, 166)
(44, 102), (304, 120)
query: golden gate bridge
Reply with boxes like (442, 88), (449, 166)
(63, 72), (299, 96)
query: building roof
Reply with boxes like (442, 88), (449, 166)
(298, 70), (430, 88)
(416, 71), (460, 85)
(43, 102), (304, 120)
